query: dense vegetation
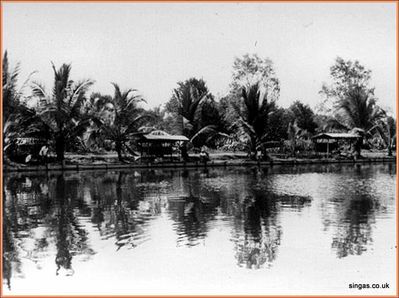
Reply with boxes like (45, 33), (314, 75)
(3, 52), (395, 163)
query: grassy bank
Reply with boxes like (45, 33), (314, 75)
(3, 150), (396, 173)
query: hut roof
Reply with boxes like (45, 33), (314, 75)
(312, 132), (361, 140)
(141, 130), (189, 142)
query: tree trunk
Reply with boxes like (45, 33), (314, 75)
(55, 134), (65, 162)
(354, 137), (362, 159)
(181, 142), (189, 161)
(291, 138), (296, 157)
(115, 140), (124, 162)
(178, 107), (184, 135)
(249, 137), (257, 160)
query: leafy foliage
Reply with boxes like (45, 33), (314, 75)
(230, 53), (280, 101)
(91, 83), (149, 161)
(336, 86), (384, 132)
(30, 63), (94, 161)
(320, 58), (387, 157)
(288, 101), (317, 134)
(2, 52), (47, 160)
(320, 57), (374, 113)
(232, 83), (277, 156)
(166, 77), (227, 148)
(375, 116), (396, 156)
(3, 51), (22, 123)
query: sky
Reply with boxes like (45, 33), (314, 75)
(2, 2), (397, 114)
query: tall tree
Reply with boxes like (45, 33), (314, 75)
(166, 77), (226, 150)
(227, 54), (280, 156)
(166, 77), (209, 135)
(93, 83), (149, 162)
(230, 53), (280, 101)
(31, 63), (94, 161)
(233, 83), (276, 157)
(81, 92), (114, 151)
(288, 101), (317, 134)
(3, 51), (21, 124)
(2, 52), (46, 160)
(320, 57), (385, 157)
(376, 116), (396, 156)
(320, 57), (373, 114)
(266, 107), (292, 141)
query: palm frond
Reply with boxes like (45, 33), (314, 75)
(323, 118), (350, 132)
(125, 114), (153, 135)
(31, 81), (48, 99)
(52, 62), (71, 94)
(235, 116), (256, 138)
(190, 124), (232, 144)
(69, 79), (95, 103)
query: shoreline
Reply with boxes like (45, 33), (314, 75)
(3, 156), (396, 173)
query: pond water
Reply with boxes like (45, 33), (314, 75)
(2, 163), (396, 295)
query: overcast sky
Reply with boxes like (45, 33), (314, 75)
(3, 2), (397, 114)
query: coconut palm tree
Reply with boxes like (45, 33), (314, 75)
(172, 79), (209, 136)
(80, 93), (114, 151)
(337, 87), (384, 130)
(332, 86), (385, 158)
(93, 83), (149, 162)
(3, 51), (21, 124)
(31, 63), (94, 162)
(170, 78), (230, 158)
(2, 52), (42, 160)
(3, 51), (24, 154)
(2, 51), (36, 122)
(375, 116), (396, 156)
(233, 83), (276, 158)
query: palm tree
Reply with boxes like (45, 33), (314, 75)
(173, 80), (208, 137)
(176, 90), (228, 146)
(287, 120), (301, 157)
(375, 116), (396, 156)
(332, 86), (385, 158)
(2, 51), (41, 160)
(233, 83), (276, 158)
(171, 78), (229, 158)
(31, 63), (94, 162)
(337, 87), (384, 131)
(81, 93), (114, 151)
(3, 51), (23, 155)
(3, 51), (21, 124)
(93, 83), (149, 162)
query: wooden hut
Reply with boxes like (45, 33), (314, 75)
(312, 132), (361, 157)
(137, 130), (189, 161)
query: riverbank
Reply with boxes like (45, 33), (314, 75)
(3, 150), (396, 173)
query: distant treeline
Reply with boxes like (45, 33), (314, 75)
(3, 52), (396, 162)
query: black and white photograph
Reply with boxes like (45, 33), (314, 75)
(2, 1), (397, 296)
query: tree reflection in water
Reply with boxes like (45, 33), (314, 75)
(85, 171), (164, 250)
(224, 169), (311, 270)
(3, 175), (51, 289)
(3, 190), (20, 290)
(4, 165), (391, 290)
(231, 189), (281, 269)
(166, 167), (312, 269)
(320, 164), (390, 258)
(330, 194), (379, 258)
(166, 169), (220, 247)
(2, 173), (97, 286)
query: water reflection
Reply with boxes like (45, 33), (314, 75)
(316, 164), (395, 259)
(216, 169), (310, 269)
(2, 163), (396, 292)
(330, 194), (377, 258)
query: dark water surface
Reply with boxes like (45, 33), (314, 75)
(2, 163), (396, 295)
